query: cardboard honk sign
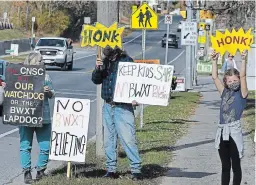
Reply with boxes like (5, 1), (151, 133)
(81, 22), (124, 48)
(211, 28), (254, 55)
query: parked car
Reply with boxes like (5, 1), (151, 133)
(33, 37), (74, 71)
(0, 59), (7, 116)
(161, 33), (179, 48)
(177, 22), (182, 32)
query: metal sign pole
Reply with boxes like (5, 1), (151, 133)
(140, 29), (146, 128)
(165, 24), (170, 65)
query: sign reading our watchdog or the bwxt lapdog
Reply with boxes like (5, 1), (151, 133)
(3, 63), (45, 127)
(49, 98), (90, 163)
(113, 62), (174, 106)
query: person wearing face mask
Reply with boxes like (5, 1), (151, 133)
(2, 52), (55, 184)
(211, 50), (248, 185)
(221, 54), (239, 73)
(91, 46), (143, 180)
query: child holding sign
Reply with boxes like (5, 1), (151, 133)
(3, 53), (55, 184)
(211, 50), (248, 185)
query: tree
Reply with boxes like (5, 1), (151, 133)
(52, 1), (97, 40)
(206, 1), (255, 30)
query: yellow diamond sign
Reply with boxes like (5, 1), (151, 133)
(131, 3), (158, 30)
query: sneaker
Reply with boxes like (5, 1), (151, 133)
(131, 173), (143, 181)
(103, 172), (119, 179)
(24, 170), (33, 184)
(36, 169), (47, 181)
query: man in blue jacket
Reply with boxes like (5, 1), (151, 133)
(91, 46), (143, 180)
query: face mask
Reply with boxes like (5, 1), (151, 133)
(227, 81), (240, 91)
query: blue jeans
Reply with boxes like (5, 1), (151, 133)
(19, 124), (51, 171)
(102, 103), (142, 173)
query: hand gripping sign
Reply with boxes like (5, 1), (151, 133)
(80, 22), (124, 49)
(211, 28), (254, 55)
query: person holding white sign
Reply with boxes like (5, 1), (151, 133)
(91, 46), (143, 180)
(3, 53), (55, 184)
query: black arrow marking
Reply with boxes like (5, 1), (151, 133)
(184, 33), (190, 39)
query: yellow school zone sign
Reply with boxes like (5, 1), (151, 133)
(131, 3), (158, 30)
(211, 28), (254, 56)
(80, 22), (124, 48)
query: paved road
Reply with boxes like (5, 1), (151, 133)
(0, 15), (186, 185)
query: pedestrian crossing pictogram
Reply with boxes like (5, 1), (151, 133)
(131, 3), (158, 30)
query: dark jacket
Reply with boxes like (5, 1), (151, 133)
(91, 52), (133, 101)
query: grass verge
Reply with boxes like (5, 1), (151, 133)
(34, 92), (200, 185)
(243, 90), (255, 141)
(0, 54), (28, 63)
(0, 29), (26, 41)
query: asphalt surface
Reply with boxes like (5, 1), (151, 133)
(161, 76), (255, 185)
(0, 15), (186, 185)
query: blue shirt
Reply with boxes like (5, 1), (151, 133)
(220, 88), (247, 124)
(91, 54), (133, 101)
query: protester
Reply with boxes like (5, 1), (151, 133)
(91, 46), (143, 180)
(3, 53), (55, 184)
(221, 53), (238, 72)
(211, 50), (248, 185)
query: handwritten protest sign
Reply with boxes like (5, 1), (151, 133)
(211, 28), (254, 55)
(3, 63), (45, 127)
(113, 62), (174, 106)
(80, 22), (124, 49)
(49, 98), (90, 163)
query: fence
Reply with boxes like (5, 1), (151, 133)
(0, 39), (30, 56)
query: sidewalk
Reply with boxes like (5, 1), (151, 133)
(161, 76), (255, 185)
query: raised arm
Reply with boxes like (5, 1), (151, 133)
(91, 57), (104, 85)
(211, 51), (224, 95)
(240, 50), (248, 98)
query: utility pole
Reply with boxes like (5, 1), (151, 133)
(140, 0), (146, 128)
(96, 1), (118, 157)
(31, 17), (35, 50)
(193, 1), (200, 86)
(25, 1), (29, 31)
(185, 0), (193, 90)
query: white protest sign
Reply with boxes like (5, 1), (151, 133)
(49, 98), (90, 162)
(113, 62), (174, 106)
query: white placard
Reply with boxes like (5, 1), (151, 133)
(173, 77), (185, 92)
(84, 17), (91, 24)
(32, 17), (35, 22)
(113, 62), (174, 106)
(49, 98), (90, 162)
(181, 21), (197, 45)
(164, 15), (172, 24)
(10, 44), (19, 56)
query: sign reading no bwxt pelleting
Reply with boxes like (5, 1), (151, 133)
(181, 21), (197, 45)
